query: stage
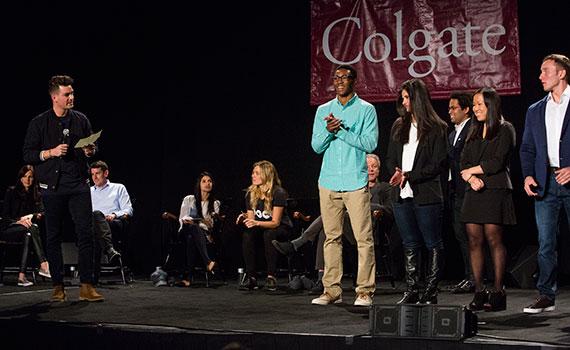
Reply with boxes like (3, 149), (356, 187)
(1, 272), (569, 350)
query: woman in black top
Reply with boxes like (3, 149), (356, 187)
(460, 87), (516, 311)
(387, 78), (448, 304)
(237, 160), (293, 291)
(1, 165), (51, 286)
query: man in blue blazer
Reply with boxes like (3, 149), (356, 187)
(520, 54), (570, 314)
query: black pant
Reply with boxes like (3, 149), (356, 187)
(450, 194), (472, 280)
(42, 187), (94, 285)
(178, 224), (212, 276)
(242, 225), (291, 276)
(1, 224), (31, 273)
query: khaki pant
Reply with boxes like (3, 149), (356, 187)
(319, 186), (376, 297)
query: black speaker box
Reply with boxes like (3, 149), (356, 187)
(62, 242), (78, 265)
(370, 304), (477, 340)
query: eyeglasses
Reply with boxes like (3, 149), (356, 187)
(448, 106), (461, 111)
(332, 74), (353, 82)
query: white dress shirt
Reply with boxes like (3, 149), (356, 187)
(545, 85), (570, 167)
(400, 123), (419, 198)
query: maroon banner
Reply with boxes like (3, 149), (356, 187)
(310, 0), (520, 105)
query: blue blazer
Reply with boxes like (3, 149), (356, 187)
(520, 95), (570, 197)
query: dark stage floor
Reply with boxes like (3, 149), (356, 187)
(1, 272), (570, 349)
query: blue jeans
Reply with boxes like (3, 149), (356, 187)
(393, 199), (443, 250)
(535, 173), (570, 300)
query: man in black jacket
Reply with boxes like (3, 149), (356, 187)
(22, 75), (103, 302)
(447, 91), (474, 294)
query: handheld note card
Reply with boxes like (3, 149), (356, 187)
(74, 130), (102, 148)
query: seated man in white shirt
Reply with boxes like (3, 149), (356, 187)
(90, 161), (133, 266)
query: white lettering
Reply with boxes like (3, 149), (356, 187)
(482, 24), (506, 55)
(364, 32), (391, 63)
(320, 10), (508, 78)
(394, 10), (405, 60)
(464, 23), (480, 56)
(436, 27), (462, 58)
(323, 17), (362, 65)
(408, 29), (435, 77)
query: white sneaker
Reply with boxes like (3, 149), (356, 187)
(354, 292), (373, 306)
(18, 279), (34, 287)
(311, 292), (342, 305)
(39, 269), (51, 279)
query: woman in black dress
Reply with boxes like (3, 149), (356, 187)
(460, 87), (516, 311)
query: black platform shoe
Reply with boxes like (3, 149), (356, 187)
(484, 289), (506, 312)
(397, 290), (420, 304)
(468, 289), (488, 311)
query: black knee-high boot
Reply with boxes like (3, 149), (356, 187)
(419, 248), (443, 304)
(397, 248), (420, 304)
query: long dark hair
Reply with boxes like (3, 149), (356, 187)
(15, 165), (41, 204)
(466, 87), (504, 142)
(194, 171), (217, 219)
(392, 78), (447, 143)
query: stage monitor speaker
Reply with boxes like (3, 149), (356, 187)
(370, 304), (477, 340)
(62, 242), (78, 265)
(507, 245), (538, 289)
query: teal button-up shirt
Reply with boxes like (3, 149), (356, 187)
(311, 94), (378, 191)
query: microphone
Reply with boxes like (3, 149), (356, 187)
(62, 128), (70, 145)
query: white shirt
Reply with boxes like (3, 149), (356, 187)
(449, 117), (470, 181)
(400, 123), (418, 198)
(545, 85), (570, 167)
(178, 195), (221, 232)
(453, 118), (470, 146)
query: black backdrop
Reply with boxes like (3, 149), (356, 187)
(1, 2), (568, 278)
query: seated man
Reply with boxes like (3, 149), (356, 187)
(90, 161), (133, 265)
(272, 154), (395, 294)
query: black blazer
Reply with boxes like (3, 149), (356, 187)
(2, 186), (44, 221)
(448, 119), (472, 198)
(22, 109), (94, 191)
(460, 121), (516, 190)
(386, 123), (448, 205)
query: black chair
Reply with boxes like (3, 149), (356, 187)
(374, 213), (402, 288)
(92, 213), (130, 285)
(0, 200), (39, 286)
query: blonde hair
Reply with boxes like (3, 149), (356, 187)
(248, 160), (282, 212)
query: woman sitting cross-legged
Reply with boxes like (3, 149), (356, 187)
(175, 171), (220, 287)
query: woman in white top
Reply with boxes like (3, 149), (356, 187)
(177, 171), (220, 287)
(386, 78), (448, 305)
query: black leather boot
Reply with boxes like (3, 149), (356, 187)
(418, 248), (443, 304)
(397, 248), (420, 304)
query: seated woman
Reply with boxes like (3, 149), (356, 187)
(236, 160), (293, 291)
(2, 165), (51, 286)
(176, 171), (220, 287)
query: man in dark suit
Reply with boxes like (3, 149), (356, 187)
(520, 53), (570, 314)
(447, 92), (474, 294)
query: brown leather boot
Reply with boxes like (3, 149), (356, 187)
(51, 284), (66, 302)
(79, 283), (105, 302)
